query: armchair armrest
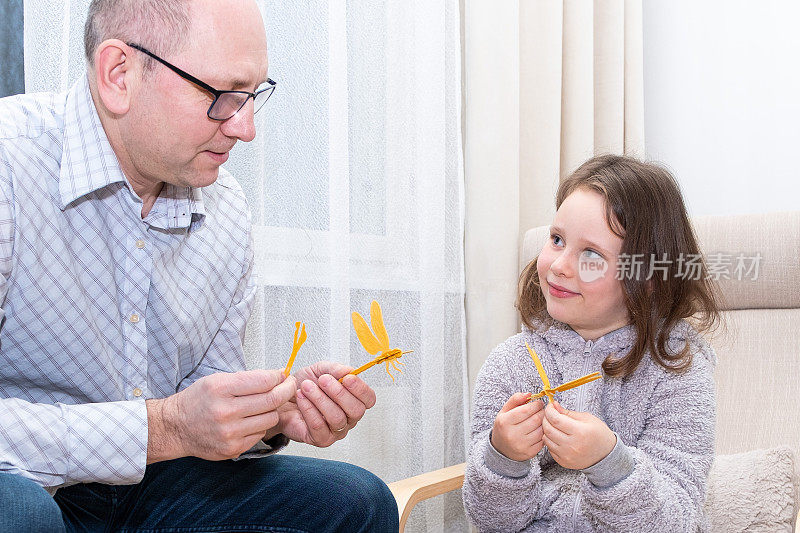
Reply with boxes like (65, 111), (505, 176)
(388, 462), (465, 532)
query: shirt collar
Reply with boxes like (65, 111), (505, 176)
(59, 75), (207, 228)
(59, 75), (128, 209)
(144, 183), (206, 230)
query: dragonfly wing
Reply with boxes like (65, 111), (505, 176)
(293, 322), (307, 350)
(352, 311), (382, 355)
(525, 342), (551, 390)
(370, 300), (391, 350)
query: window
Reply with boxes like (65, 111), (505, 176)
(0, 0), (24, 98)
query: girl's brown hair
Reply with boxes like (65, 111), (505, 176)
(517, 154), (722, 377)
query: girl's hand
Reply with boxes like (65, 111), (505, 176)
(490, 393), (545, 462)
(542, 400), (616, 470)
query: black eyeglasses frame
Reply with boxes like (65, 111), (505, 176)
(126, 42), (276, 121)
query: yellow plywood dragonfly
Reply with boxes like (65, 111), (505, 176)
(525, 342), (602, 402)
(341, 300), (413, 383)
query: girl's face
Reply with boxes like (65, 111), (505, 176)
(537, 188), (631, 340)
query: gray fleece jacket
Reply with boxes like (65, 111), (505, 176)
(463, 319), (716, 532)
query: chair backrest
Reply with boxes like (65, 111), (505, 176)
(521, 211), (800, 460)
(390, 211), (800, 533)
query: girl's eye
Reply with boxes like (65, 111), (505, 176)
(551, 234), (564, 247)
(582, 249), (602, 260)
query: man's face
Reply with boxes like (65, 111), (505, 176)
(121, 0), (269, 190)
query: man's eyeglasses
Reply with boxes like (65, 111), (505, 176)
(127, 43), (276, 121)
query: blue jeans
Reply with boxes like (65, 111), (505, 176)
(1, 455), (399, 532)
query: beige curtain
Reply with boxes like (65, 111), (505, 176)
(464, 0), (645, 392)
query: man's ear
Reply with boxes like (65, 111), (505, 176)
(92, 39), (136, 115)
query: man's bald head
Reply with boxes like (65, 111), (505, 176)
(84, 0), (192, 71)
(86, 0), (268, 201)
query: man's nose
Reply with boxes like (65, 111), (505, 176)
(221, 99), (257, 142)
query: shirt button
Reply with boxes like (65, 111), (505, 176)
(133, 388), (143, 397)
(135, 239), (146, 249)
(129, 314), (140, 323)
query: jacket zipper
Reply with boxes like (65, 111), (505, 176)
(572, 339), (594, 532)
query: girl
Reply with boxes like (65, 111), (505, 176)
(463, 155), (721, 532)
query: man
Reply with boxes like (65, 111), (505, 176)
(0, 0), (399, 531)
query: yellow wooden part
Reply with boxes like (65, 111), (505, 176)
(370, 300), (390, 350)
(525, 342), (552, 402)
(352, 311), (382, 355)
(388, 463), (466, 532)
(525, 342), (551, 389)
(525, 341), (602, 402)
(529, 372), (602, 400)
(342, 358), (380, 381)
(375, 349), (403, 363)
(283, 322), (307, 376)
(345, 301), (412, 384)
(339, 350), (411, 383)
(553, 372), (602, 392)
(385, 363), (396, 382)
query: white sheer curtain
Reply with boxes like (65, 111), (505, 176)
(24, 1), (468, 530)
(464, 0), (645, 389)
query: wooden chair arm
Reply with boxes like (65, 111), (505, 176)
(387, 461), (800, 531)
(388, 462), (466, 532)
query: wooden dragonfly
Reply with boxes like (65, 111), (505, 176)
(341, 300), (413, 383)
(283, 322), (308, 377)
(525, 342), (602, 402)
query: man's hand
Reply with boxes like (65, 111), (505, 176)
(490, 393), (545, 462)
(146, 370), (296, 463)
(541, 400), (616, 470)
(272, 361), (377, 448)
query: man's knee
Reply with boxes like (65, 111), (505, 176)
(0, 473), (65, 533)
(333, 463), (399, 532)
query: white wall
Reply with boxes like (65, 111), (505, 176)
(643, 1), (800, 216)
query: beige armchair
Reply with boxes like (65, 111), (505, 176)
(389, 211), (800, 532)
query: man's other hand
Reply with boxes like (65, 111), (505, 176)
(276, 362), (377, 447)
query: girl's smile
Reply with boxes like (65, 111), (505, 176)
(546, 281), (580, 298)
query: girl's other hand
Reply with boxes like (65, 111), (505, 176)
(542, 400), (616, 469)
(490, 393), (545, 462)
